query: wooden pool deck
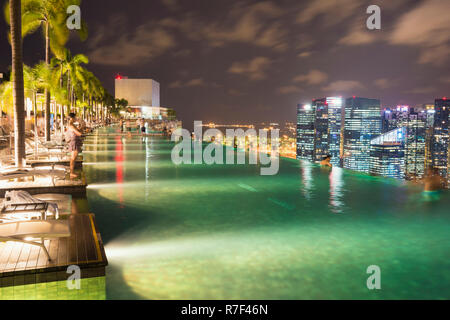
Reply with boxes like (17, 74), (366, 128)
(27, 159), (83, 169)
(0, 173), (87, 198)
(0, 214), (107, 288)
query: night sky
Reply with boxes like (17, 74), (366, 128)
(1, 0), (449, 129)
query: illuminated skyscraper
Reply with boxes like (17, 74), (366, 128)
(400, 112), (427, 179)
(326, 97), (344, 166)
(431, 98), (450, 178)
(297, 97), (343, 165)
(343, 97), (382, 173)
(296, 103), (315, 161)
(369, 128), (406, 179)
(312, 98), (329, 162)
(381, 108), (394, 133)
(425, 105), (436, 170)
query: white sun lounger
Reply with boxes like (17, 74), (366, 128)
(0, 203), (53, 222)
(25, 140), (68, 159)
(0, 190), (60, 222)
(0, 167), (67, 186)
(0, 220), (70, 260)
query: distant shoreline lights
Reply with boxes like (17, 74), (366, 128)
(171, 121), (280, 175)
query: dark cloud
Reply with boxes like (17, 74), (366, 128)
(389, 0), (450, 65)
(1, 0), (448, 129)
(228, 56), (272, 80)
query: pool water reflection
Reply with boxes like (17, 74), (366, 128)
(83, 128), (450, 300)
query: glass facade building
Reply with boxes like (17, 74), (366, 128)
(343, 97), (382, 173)
(313, 98), (329, 162)
(400, 112), (427, 179)
(296, 97), (343, 165)
(369, 143), (405, 179)
(369, 127), (406, 179)
(327, 97), (343, 166)
(431, 98), (450, 178)
(296, 104), (315, 161)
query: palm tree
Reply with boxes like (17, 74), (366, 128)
(23, 62), (51, 139)
(0, 78), (13, 117)
(110, 98), (128, 118)
(5, 0), (87, 141)
(81, 70), (102, 121)
(51, 49), (88, 132)
(9, 0), (26, 168)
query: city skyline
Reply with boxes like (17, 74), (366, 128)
(297, 95), (449, 184)
(0, 0), (449, 127)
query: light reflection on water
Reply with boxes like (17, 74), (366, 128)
(83, 128), (450, 300)
(329, 167), (344, 214)
(300, 161), (314, 200)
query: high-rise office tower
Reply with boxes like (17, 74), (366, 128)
(369, 127), (406, 179)
(424, 104), (436, 128)
(343, 97), (382, 173)
(382, 106), (418, 133)
(400, 111), (427, 179)
(296, 103), (315, 161)
(431, 98), (450, 178)
(425, 106), (436, 170)
(312, 98), (329, 162)
(381, 108), (394, 133)
(296, 97), (344, 166)
(326, 97), (344, 166)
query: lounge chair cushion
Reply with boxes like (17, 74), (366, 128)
(3, 190), (59, 218)
(0, 220), (70, 239)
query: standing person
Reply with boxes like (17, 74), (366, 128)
(68, 113), (83, 179)
(125, 119), (132, 138)
(119, 118), (124, 132)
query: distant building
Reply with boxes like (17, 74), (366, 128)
(312, 98), (329, 162)
(296, 104), (315, 161)
(400, 112), (427, 179)
(296, 97), (343, 165)
(381, 106), (410, 133)
(115, 78), (175, 119)
(431, 98), (450, 179)
(381, 108), (394, 133)
(115, 78), (160, 107)
(370, 145), (405, 179)
(343, 97), (382, 173)
(379, 107), (427, 179)
(326, 97), (344, 166)
(369, 128), (406, 179)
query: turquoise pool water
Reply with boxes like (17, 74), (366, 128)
(83, 127), (450, 300)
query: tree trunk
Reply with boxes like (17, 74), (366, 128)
(60, 65), (64, 135)
(10, 0), (26, 168)
(33, 91), (38, 157)
(61, 105), (64, 136)
(44, 21), (51, 141)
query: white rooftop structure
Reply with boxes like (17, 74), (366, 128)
(115, 78), (160, 107)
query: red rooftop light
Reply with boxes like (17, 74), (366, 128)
(115, 75), (123, 80)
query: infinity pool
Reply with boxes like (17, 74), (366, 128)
(83, 127), (450, 300)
